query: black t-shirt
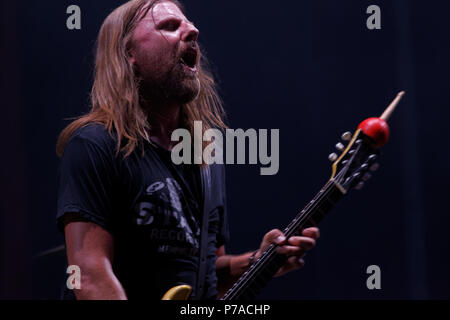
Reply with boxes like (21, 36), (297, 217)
(57, 124), (229, 300)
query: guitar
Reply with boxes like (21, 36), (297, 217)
(162, 92), (405, 300)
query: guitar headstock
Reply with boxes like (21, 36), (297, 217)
(328, 91), (405, 193)
(328, 129), (381, 194)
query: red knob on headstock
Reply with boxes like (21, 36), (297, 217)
(357, 91), (405, 148)
(358, 117), (389, 148)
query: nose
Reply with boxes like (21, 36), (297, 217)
(181, 22), (199, 43)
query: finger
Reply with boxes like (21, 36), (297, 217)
(275, 256), (305, 277)
(287, 236), (316, 250)
(276, 245), (304, 256)
(302, 227), (320, 239)
(264, 229), (286, 245)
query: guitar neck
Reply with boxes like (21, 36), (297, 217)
(221, 179), (345, 300)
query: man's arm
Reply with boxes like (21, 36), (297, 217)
(64, 214), (127, 300)
(215, 227), (320, 298)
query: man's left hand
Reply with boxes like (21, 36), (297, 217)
(256, 227), (320, 277)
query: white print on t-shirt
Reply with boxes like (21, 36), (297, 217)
(134, 178), (199, 249)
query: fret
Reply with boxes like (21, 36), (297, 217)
(252, 275), (265, 290)
(248, 281), (260, 293)
(241, 286), (257, 300)
(325, 196), (336, 206)
(316, 199), (333, 214)
(314, 208), (325, 221)
(303, 218), (317, 228)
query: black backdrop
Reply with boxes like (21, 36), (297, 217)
(1, 0), (449, 299)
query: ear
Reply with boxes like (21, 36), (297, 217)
(128, 48), (137, 65)
(126, 41), (137, 65)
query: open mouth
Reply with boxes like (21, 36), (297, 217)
(180, 48), (198, 72)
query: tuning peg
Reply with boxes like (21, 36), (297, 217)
(370, 163), (380, 172)
(341, 132), (352, 141)
(355, 181), (365, 190)
(335, 142), (345, 151)
(355, 139), (362, 145)
(368, 154), (378, 162)
(328, 153), (338, 162)
(362, 172), (372, 181)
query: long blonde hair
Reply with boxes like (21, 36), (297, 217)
(56, 0), (226, 157)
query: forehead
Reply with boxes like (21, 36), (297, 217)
(142, 1), (187, 24)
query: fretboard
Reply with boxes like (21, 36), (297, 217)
(221, 179), (344, 300)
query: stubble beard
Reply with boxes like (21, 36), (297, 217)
(138, 52), (200, 107)
(161, 61), (200, 104)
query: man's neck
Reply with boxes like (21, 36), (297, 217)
(146, 101), (181, 151)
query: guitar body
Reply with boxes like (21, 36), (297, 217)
(161, 285), (192, 300)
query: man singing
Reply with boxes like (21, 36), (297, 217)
(56, 0), (319, 300)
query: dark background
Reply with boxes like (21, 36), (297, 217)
(1, 0), (449, 300)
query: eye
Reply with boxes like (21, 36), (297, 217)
(158, 19), (180, 31)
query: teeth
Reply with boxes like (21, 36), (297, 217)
(180, 57), (196, 71)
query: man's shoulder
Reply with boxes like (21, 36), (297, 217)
(66, 123), (117, 154)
